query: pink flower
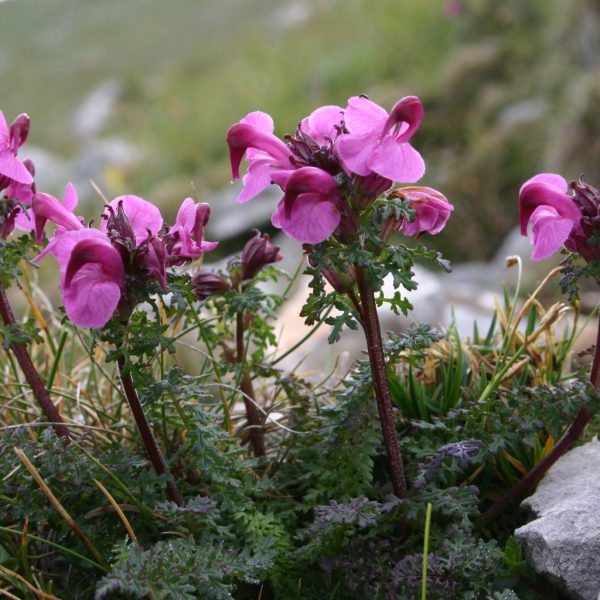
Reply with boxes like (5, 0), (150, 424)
(226, 112), (294, 203)
(100, 194), (163, 245)
(336, 95), (425, 183)
(32, 183), (82, 243)
(0, 111), (34, 187)
(299, 105), (344, 146)
(40, 229), (125, 328)
(271, 167), (343, 243)
(519, 173), (582, 261)
(165, 198), (218, 263)
(397, 186), (454, 237)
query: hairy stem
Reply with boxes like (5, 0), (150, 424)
(476, 311), (600, 528)
(356, 268), (406, 498)
(0, 281), (70, 441)
(117, 355), (183, 505)
(236, 311), (266, 457)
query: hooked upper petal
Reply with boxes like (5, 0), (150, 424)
(226, 122), (291, 180)
(383, 96), (424, 142)
(64, 237), (124, 288)
(281, 167), (340, 217)
(519, 180), (581, 236)
(33, 191), (83, 243)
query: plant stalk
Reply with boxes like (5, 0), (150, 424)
(356, 268), (406, 498)
(236, 311), (266, 457)
(476, 311), (600, 528)
(0, 281), (70, 441)
(117, 355), (183, 505)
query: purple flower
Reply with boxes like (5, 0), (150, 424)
(0, 111), (34, 188)
(396, 186), (454, 237)
(519, 173), (582, 261)
(100, 194), (163, 245)
(271, 167), (343, 243)
(165, 198), (218, 263)
(336, 95), (425, 183)
(34, 189), (217, 328)
(42, 229), (125, 328)
(226, 112), (294, 203)
(32, 183), (83, 243)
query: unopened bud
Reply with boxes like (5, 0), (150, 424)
(192, 270), (231, 300)
(241, 230), (283, 281)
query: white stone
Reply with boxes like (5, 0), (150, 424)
(515, 439), (600, 600)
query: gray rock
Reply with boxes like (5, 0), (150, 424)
(515, 438), (600, 600)
(207, 182), (279, 240)
(72, 80), (122, 140)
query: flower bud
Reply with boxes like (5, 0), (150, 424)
(394, 186), (454, 237)
(9, 113), (31, 152)
(241, 230), (283, 281)
(192, 270), (231, 300)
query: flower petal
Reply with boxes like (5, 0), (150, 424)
(529, 206), (574, 261)
(33, 190), (83, 242)
(520, 172), (568, 194)
(383, 96), (424, 142)
(0, 151), (34, 185)
(336, 132), (379, 176)
(226, 122), (291, 180)
(369, 137), (425, 183)
(62, 265), (122, 328)
(343, 96), (387, 134)
(519, 180), (580, 236)
(237, 160), (275, 203)
(300, 105), (344, 145)
(272, 194), (341, 244)
(102, 195), (163, 244)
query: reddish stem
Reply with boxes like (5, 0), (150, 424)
(356, 268), (406, 498)
(117, 356), (183, 505)
(236, 311), (266, 457)
(0, 281), (70, 441)
(476, 311), (600, 528)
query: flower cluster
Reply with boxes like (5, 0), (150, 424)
(519, 172), (600, 262)
(32, 191), (217, 328)
(1, 106), (217, 329)
(0, 111), (36, 237)
(227, 95), (453, 244)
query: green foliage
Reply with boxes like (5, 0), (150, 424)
(96, 537), (272, 600)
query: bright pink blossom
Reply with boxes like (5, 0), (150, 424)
(166, 198), (218, 262)
(271, 167), (343, 243)
(0, 111), (34, 187)
(298, 105), (344, 146)
(397, 186), (454, 237)
(336, 96), (425, 183)
(39, 228), (125, 328)
(32, 183), (82, 243)
(519, 173), (582, 260)
(100, 195), (163, 244)
(226, 112), (294, 203)
(34, 188), (217, 328)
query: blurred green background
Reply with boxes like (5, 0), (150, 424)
(2, 0), (599, 261)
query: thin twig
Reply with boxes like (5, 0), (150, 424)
(0, 282), (70, 440)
